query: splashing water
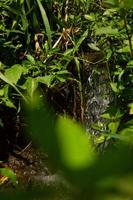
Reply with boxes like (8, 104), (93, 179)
(84, 64), (112, 134)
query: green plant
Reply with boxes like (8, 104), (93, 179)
(1, 0), (133, 199)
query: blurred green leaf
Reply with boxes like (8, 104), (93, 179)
(26, 55), (36, 65)
(56, 117), (96, 170)
(95, 26), (119, 36)
(88, 43), (100, 51)
(110, 82), (119, 93)
(108, 121), (120, 134)
(0, 168), (17, 185)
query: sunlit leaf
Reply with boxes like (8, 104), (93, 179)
(95, 135), (105, 144)
(4, 64), (22, 84)
(88, 43), (100, 51)
(21, 77), (38, 99)
(108, 121), (120, 134)
(36, 0), (52, 48)
(110, 82), (119, 93)
(36, 75), (55, 87)
(0, 168), (17, 185)
(56, 117), (96, 170)
(84, 14), (95, 21)
(101, 105), (124, 120)
(26, 55), (36, 65)
(128, 103), (133, 115)
(95, 26), (119, 36)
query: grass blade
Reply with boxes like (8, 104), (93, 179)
(36, 0), (52, 49)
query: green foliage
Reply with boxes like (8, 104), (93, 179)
(0, 168), (17, 185)
(1, 0), (133, 199)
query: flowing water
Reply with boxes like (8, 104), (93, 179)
(84, 62), (112, 134)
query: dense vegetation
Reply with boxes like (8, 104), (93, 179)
(1, 0), (133, 199)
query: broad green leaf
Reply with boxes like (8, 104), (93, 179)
(108, 121), (120, 134)
(21, 77), (38, 99)
(56, 117), (96, 170)
(37, 75), (55, 87)
(0, 168), (17, 185)
(4, 64), (22, 84)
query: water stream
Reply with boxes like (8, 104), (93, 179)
(84, 63), (112, 134)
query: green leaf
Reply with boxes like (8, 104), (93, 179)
(20, 0), (25, 4)
(128, 103), (133, 115)
(121, 0), (133, 9)
(3, 98), (16, 109)
(84, 14), (95, 21)
(21, 77), (38, 99)
(88, 43), (100, 51)
(95, 26), (119, 36)
(101, 105), (124, 120)
(63, 48), (74, 56)
(108, 121), (120, 134)
(95, 135), (105, 144)
(4, 64), (22, 84)
(0, 72), (28, 103)
(127, 60), (133, 66)
(26, 55), (36, 65)
(110, 82), (119, 93)
(56, 117), (96, 170)
(36, 75), (55, 87)
(103, 0), (119, 7)
(117, 46), (130, 53)
(0, 89), (4, 96)
(75, 29), (88, 52)
(0, 168), (17, 185)
(36, 0), (52, 48)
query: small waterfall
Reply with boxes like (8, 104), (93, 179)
(84, 63), (112, 134)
